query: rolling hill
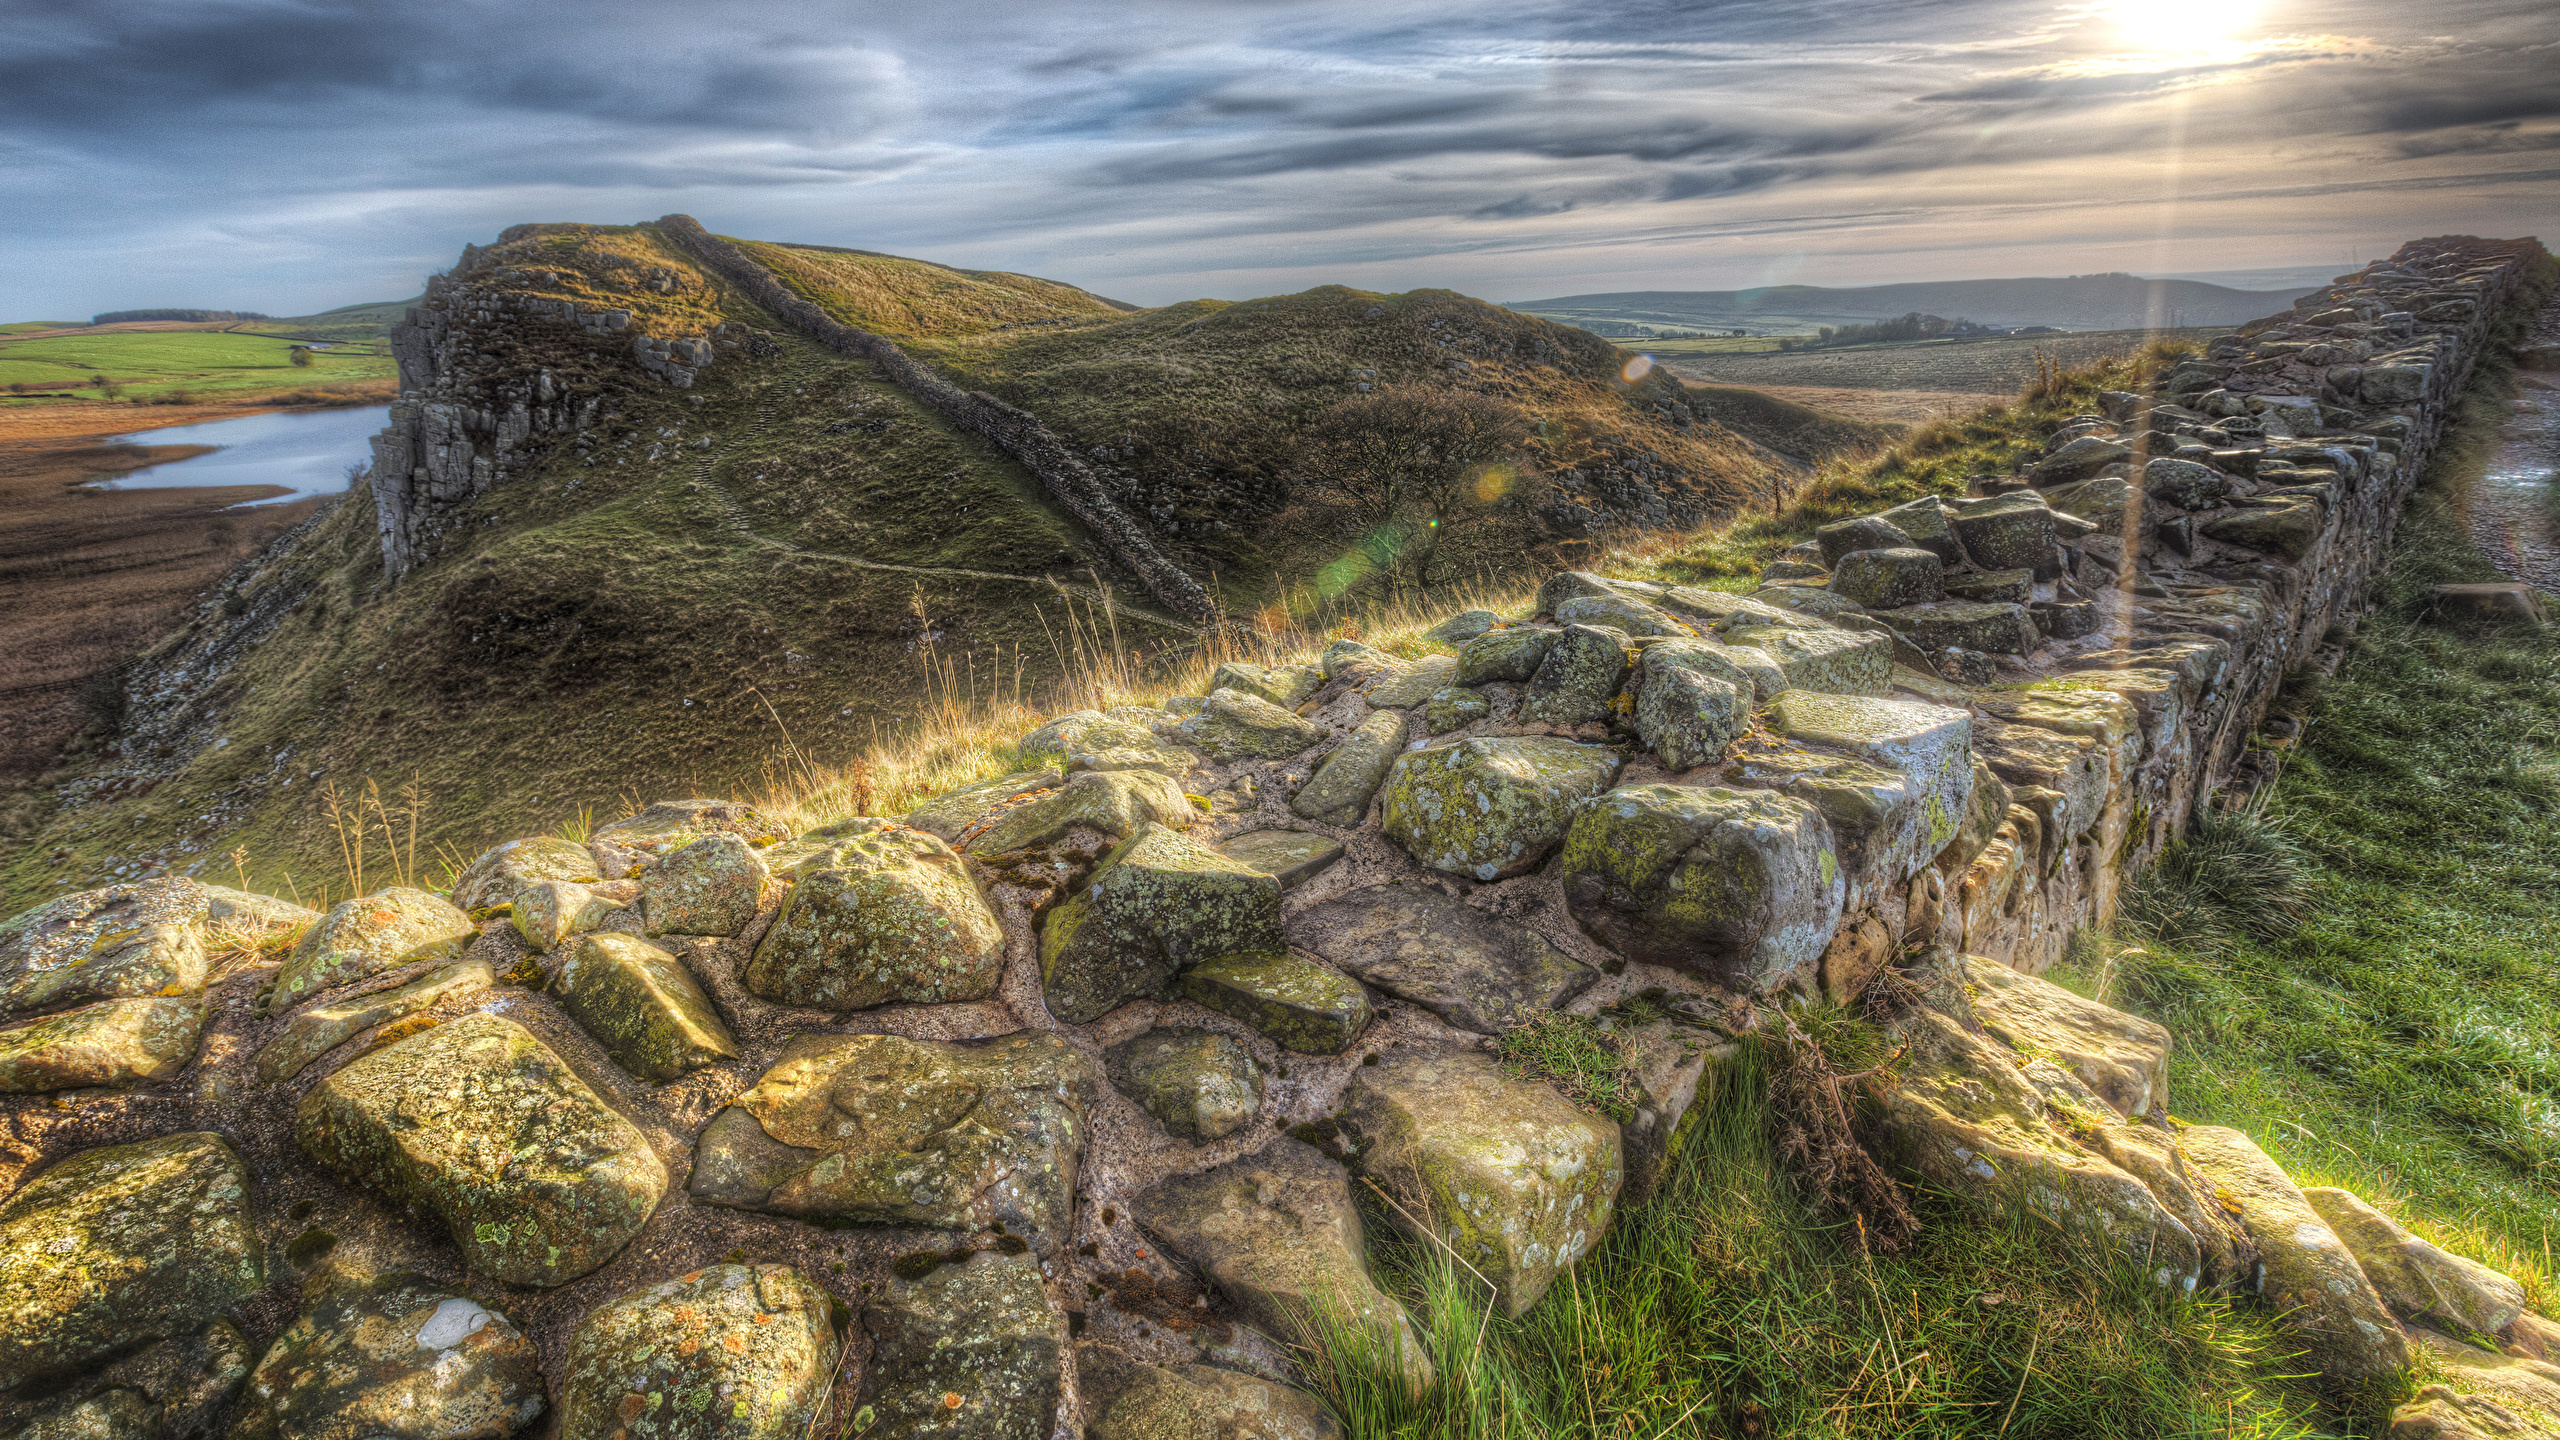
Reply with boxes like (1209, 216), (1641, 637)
(1511, 272), (2315, 335)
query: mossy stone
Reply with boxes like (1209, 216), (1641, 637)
(1040, 825), (1283, 1024)
(254, 961), (492, 1085)
(231, 1273), (544, 1440)
(1455, 627), (1557, 685)
(508, 881), (624, 952)
(0, 996), (206, 1092)
(1721, 625), (1890, 696)
(1631, 658), (1746, 772)
(1092, 1364), (1342, 1440)
(561, 1265), (836, 1440)
(0, 1132), (265, 1390)
(1873, 497), (1962, 564)
(1362, 653), (1458, 709)
(2201, 498), (2324, 560)
(1178, 689), (1324, 760)
(905, 769), (1064, 842)
(1877, 601), (2039, 656)
(1342, 1048), (1622, 1317)
(1214, 830), (1344, 891)
(966, 769), (1195, 856)
(2179, 1127), (2407, 1382)
(1104, 1027), (1263, 1140)
(1826, 547), (1945, 610)
(1551, 593), (1688, 637)
(1559, 783), (1843, 994)
(266, 888), (474, 1014)
(1209, 662), (1324, 709)
(1018, 712), (1195, 779)
(1289, 711), (1405, 827)
(1521, 624), (1633, 724)
(1768, 691), (1974, 890)
(1814, 515), (1913, 565)
(0, 879), (208, 1023)
(1379, 737), (1622, 881)
(552, 934), (739, 1081)
(1641, 637), (1785, 702)
(747, 826), (1002, 1010)
(640, 833), (770, 937)
(2144, 457), (2232, 510)
(450, 837), (599, 915)
(1948, 494), (2060, 575)
(688, 1032), (1096, 1251)
(1424, 686), (1490, 734)
(294, 1014), (666, 1287)
(858, 1252), (1061, 1440)
(1178, 952), (1372, 1055)
(1295, 883), (1594, 1035)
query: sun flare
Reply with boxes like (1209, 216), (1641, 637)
(2107, 0), (2263, 50)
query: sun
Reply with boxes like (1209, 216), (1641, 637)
(2105, 0), (2262, 51)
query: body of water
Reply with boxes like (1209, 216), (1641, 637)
(93, 405), (391, 505)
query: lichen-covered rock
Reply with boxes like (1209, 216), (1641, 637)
(1942, 568), (2034, 604)
(1553, 592), (1688, 637)
(1456, 626), (1558, 685)
(1644, 637), (1786, 702)
(552, 934), (738, 1080)
(1320, 638), (1396, 680)
(1342, 1048), (1621, 1316)
(199, 885), (319, 934)
(747, 825), (1003, 1010)
(0, 879), (207, 1022)
(1020, 712), (1197, 779)
(1535, 570), (1617, 613)
(2028, 434), (2132, 485)
(451, 838), (600, 915)
(906, 769), (1065, 841)
(2202, 498), (2325, 559)
(1632, 655), (1747, 772)
(1380, 737), (1622, 882)
(0, 1132), (264, 1390)
(1179, 952), (1373, 1054)
(1216, 830), (1344, 890)
(966, 769), (1197, 855)
(859, 1252), (1061, 1440)
(232, 1273), (544, 1440)
(1425, 685), (1490, 733)
(689, 1031), (1095, 1250)
(1132, 1138), (1431, 1387)
(2043, 475), (2134, 525)
(1878, 601), (2040, 656)
(266, 888), (475, 1014)
(507, 880), (625, 953)
(296, 1014), (665, 1287)
(1962, 955), (2168, 1118)
(639, 833), (769, 936)
(1949, 494), (2060, 576)
(27, 1319), (253, 1440)
(1734, 751), (1914, 901)
(1363, 654), (1458, 709)
(1092, 1364), (1342, 1440)
(1873, 497), (1962, 565)
(1769, 692), (1972, 889)
(1290, 711), (1406, 826)
(2303, 1187), (2525, 1337)
(1211, 662), (1326, 709)
(2179, 1126), (2408, 1381)
(2145, 458), (2232, 510)
(1561, 784), (1842, 994)
(591, 799), (788, 857)
(1106, 1027), (1264, 1140)
(1828, 548), (1945, 610)
(560, 1265), (836, 1440)
(1426, 609), (1502, 644)
(1179, 689), (1324, 761)
(1521, 624), (1633, 724)
(255, 961), (492, 1085)
(6, 1387), (156, 1440)
(0, 997), (206, 1092)
(1750, 585), (1866, 620)
(1815, 515), (1914, 565)
(1041, 825), (1283, 1024)
(1722, 624), (1891, 696)
(1297, 884), (1594, 1035)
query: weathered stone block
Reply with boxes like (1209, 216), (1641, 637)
(552, 933), (738, 1081)
(966, 769), (1195, 855)
(1295, 883), (1594, 1034)
(1522, 624), (1633, 724)
(2180, 1127), (2408, 1382)
(1768, 691), (1973, 888)
(1105, 1026), (1263, 1140)
(562, 1265), (835, 1440)
(0, 880), (208, 1023)
(1828, 547), (1945, 610)
(1380, 737), (1621, 881)
(0, 997), (206, 1093)
(859, 1253), (1061, 1440)
(233, 1273), (544, 1440)
(1560, 783), (1843, 993)
(1041, 825), (1283, 1024)
(1290, 710), (1405, 826)
(748, 825), (1004, 1010)
(1722, 625), (1891, 696)
(268, 888), (475, 1013)
(639, 833), (769, 936)
(1179, 952), (1372, 1054)
(1179, 689), (1324, 760)
(1456, 626), (1559, 685)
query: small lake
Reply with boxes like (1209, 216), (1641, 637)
(92, 406), (391, 506)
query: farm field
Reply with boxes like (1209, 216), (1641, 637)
(1662, 325), (2232, 392)
(1704, 383), (2003, 425)
(0, 325), (395, 407)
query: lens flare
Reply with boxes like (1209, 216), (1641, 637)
(1621, 354), (1655, 382)
(1473, 462), (1516, 504)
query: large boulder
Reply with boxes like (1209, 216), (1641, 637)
(2304, 1187), (2526, 1337)
(966, 769), (1196, 855)
(1179, 952), (1373, 1055)
(1106, 1027), (1264, 1141)
(296, 1014), (666, 1287)
(690, 1031), (1096, 1251)
(1295, 884), (1595, 1035)
(1363, 653), (1459, 709)
(1721, 625), (1891, 696)
(1091, 1364), (1341, 1440)
(1178, 689), (1324, 761)
(1948, 494), (2060, 576)
(1879, 601), (2040, 656)
(0, 879), (207, 1022)
(1560, 784), (1843, 994)
(905, 769), (1064, 842)
(1961, 956), (2168, 1118)
(1455, 626), (1558, 685)
(1828, 548), (1945, 610)
(231, 1273), (544, 1440)
(1380, 737), (1622, 882)
(1290, 711), (1406, 827)
(1521, 625), (1633, 725)
(551, 934), (739, 1081)
(638, 833), (770, 936)
(747, 823), (1004, 1010)
(2179, 1126), (2408, 1382)
(858, 1252), (1061, 1440)
(266, 888), (475, 1014)
(451, 838), (600, 915)
(1768, 693), (1973, 889)
(560, 1265), (837, 1440)
(0, 1132), (264, 1390)
(1341, 1048), (1621, 1317)
(1041, 825), (1284, 1024)
(254, 961), (491, 1084)
(1132, 1139), (1431, 1387)
(2202, 498), (2325, 560)
(0, 997), (206, 1092)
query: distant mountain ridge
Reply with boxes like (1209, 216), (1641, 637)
(1509, 272), (2316, 334)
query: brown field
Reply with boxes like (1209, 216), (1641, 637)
(0, 401), (329, 791)
(1661, 325), (2234, 394)
(1697, 382), (2005, 425)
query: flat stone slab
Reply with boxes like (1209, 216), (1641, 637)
(552, 934), (739, 1081)
(1179, 952), (1372, 1055)
(0, 1132), (265, 1390)
(1294, 883), (1595, 1034)
(1215, 830), (1344, 890)
(560, 1265), (837, 1440)
(689, 1031), (1096, 1252)
(1962, 955), (2167, 1118)
(858, 1252), (1061, 1440)
(295, 1014), (666, 1287)
(266, 888), (475, 1014)
(231, 1272), (544, 1440)
(0, 997), (206, 1092)
(255, 961), (491, 1084)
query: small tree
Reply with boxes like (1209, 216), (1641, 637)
(288, 345), (314, 368)
(1294, 384), (1531, 598)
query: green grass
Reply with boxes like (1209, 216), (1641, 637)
(1311, 1028), (2341, 1439)
(0, 321), (79, 334)
(0, 328), (394, 403)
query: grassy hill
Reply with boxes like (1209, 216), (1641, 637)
(1514, 273), (2312, 334)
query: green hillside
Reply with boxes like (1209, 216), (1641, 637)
(0, 326), (394, 404)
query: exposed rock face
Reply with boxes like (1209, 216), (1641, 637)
(1961, 955), (2170, 1118)
(747, 823), (1004, 1009)
(295, 1014), (666, 1287)
(1340, 1048), (1622, 1316)
(2304, 1187), (2526, 1336)
(560, 1265), (837, 1440)
(690, 1032), (1095, 1251)
(231, 1274), (545, 1440)
(0, 1132), (265, 1390)
(2181, 1126), (2409, 1382)
(858, 1252), (1061, 1440)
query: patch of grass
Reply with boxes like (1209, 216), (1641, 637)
(735, 239), (1127, 340)
(1659, 327), (2236, 396)
(1492, 1014), (1641, 1122)
(1308, 1036), (2340, 1439)
(2118, 805), (2317, 957)
(0, 328), (396, 406)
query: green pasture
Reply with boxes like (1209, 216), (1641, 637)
(0, 328), (394, 404)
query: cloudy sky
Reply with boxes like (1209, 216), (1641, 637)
(4, 0), (2555, 317)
